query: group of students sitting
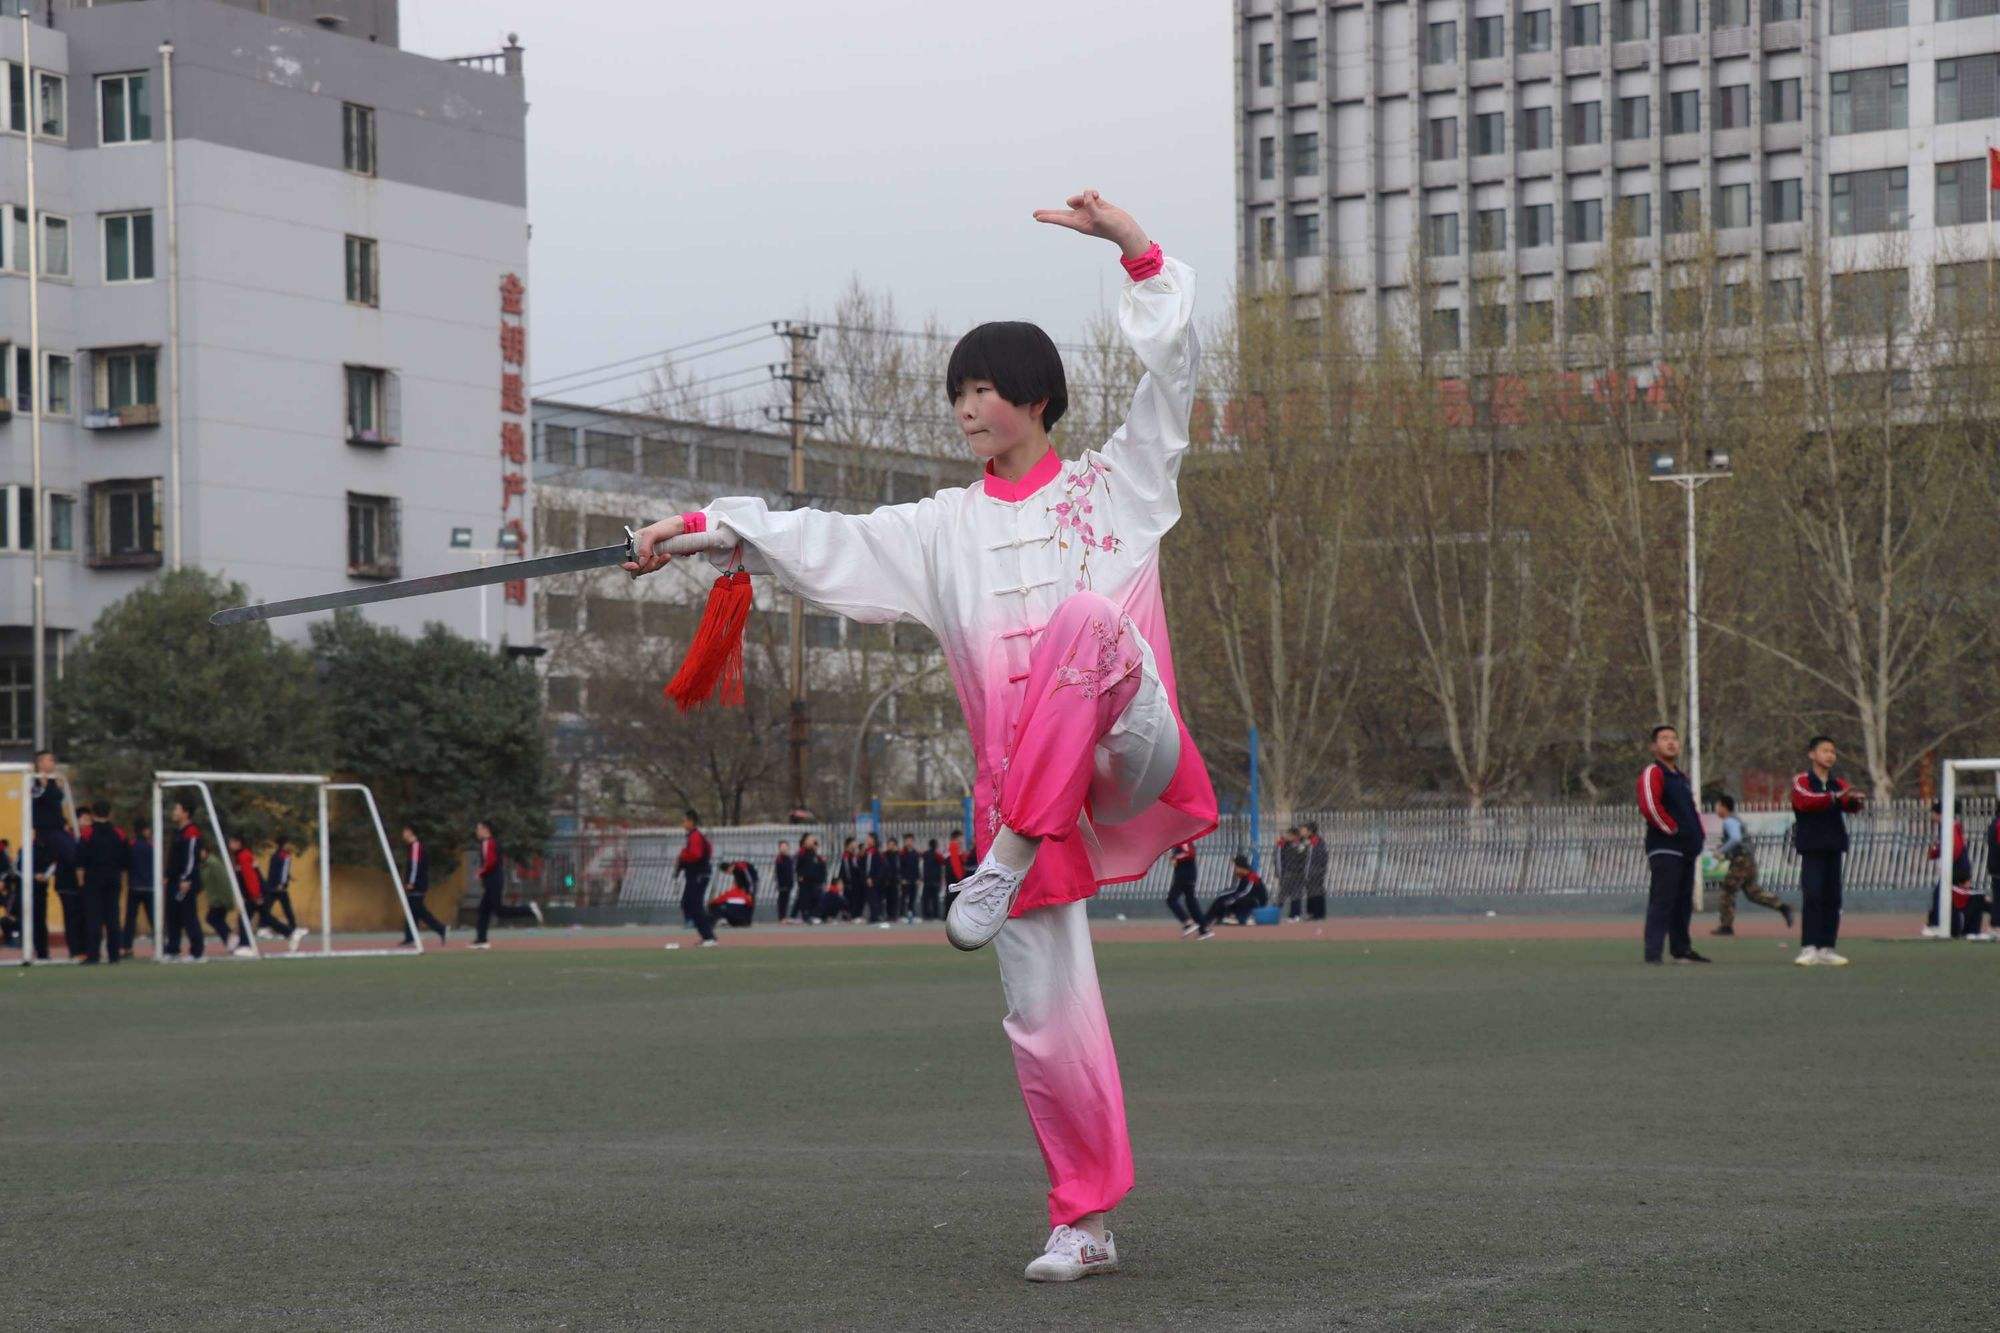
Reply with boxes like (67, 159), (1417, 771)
(1925, 803), (2000, 942)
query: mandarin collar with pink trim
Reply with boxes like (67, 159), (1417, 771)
(981, 447), (1063, 503)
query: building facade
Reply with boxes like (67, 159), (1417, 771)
(0, 0), (530, 753)
(1235, 0), (1999, 346)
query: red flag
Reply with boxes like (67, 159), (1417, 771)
(1990, 146), (2000, 191)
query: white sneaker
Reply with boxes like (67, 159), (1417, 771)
(231, 945), (255, 958)
(1024, 1225), (1119, 1283)
(256, 927), (277, 940)
(470, 942), (491, 951)
(1180, 923), (1198, 937)
(945, 859), (1027, 952)
(1819, 950), (1850, 966)
(1920, 925), (1946, 939)
(288, 930), (304, 954)
(1793, 947), (1821, 966)
(1968, 933), (1996, 942)
(699, 938), (719, 948)
(528, 901), (545, 926)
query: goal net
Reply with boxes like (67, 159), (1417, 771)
(149, 771), (421, 961)
(1934, 759), (2000, 936)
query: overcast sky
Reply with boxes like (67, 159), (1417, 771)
(399, 0), (1236, 417)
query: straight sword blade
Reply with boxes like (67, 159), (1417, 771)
(210, 534), (636, 627)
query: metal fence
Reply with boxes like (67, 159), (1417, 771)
(505, 797), (1992, 921)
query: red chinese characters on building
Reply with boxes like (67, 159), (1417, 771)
(499, 274), (528, 606)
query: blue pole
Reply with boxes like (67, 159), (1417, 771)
(1247, 724), (1261, 871)
(962, 794), (975, 845)
(870, 796), (882, 840)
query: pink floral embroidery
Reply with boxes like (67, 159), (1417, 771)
(1052, 615), (1140, 700)
(1045, 459), (1122, 591)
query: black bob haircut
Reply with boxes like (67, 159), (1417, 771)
(945, 322), (1068, 432)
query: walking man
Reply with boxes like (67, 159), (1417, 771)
(1635, 725), (1710, 965)
(1302, 821), (1329, 920)
(773, 840), (795, 923)
(398, 824), (450, 947)
(1165, 840), (1210, 938)
(1790, 736), (1865, 966)
(471, 820), (542, 950)
(1710, 795), (1792, 936)
(122, 818), (155, 956)
(673, 809), (718, 947)
(259, 834), (305, 944)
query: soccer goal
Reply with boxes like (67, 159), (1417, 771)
(149, 771), (421, 961)
(1934, 759), (2000, 937)
(2, 763), (42, 965)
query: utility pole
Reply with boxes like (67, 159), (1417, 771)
(767, 323), (822, 816)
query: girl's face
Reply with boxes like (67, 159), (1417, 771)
(954, 379), (1044, 459)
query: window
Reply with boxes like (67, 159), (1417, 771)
(39, 214), (67, 278)
(1258, 214), (1278, 259)
(1521, 9), (1553, 51)
(95, 347), (159, 413)
(47, 493), (74, 553)
(1518, 300), (1555, 342)
(0, 657), (29, 744)
(1831, 269), (1909, 335)
(97, 72), (151, 145)
(1291, 131), (1319, 176)
(535, 505), (577, 551)
(1289, 36), (1317, 83)
(1830, 66), (1908, 135)
(101, 211), (154, 283)
(1426, 116), (1458, 162)
(8, 346), (26, 413)
(1568, 196), (1604, 242)
(1620, 291), (1653, 335)
(1519, 201), (1555, 247)
(2, 206), (18, 272)
(1569, 293), (1603, 336)
(1426, 212), (1460, 257)
(43, 353), (69, 416)
(1473, 113), (1504, 156)
(86, 478), (161, 568)
(1521, 105), (1553, 150)
(1567, 3), (1601, 46)
(584, 429), (630, 469)
(1830, 0), (1908, 33)
(1617, 95), (1649, 140)
(1714, 182), (1751, 229)
(696, 444), (736, 483)
(1664, 0), (1702, 32)
(1568, 98), (1602, 144)
(1475, 208), (1507, 252)
(1935, 262), (1996, 322)
(540, 423), (577, 464)
(1426, 21), (1458, 65)
(640, 436), (683, 476)
(1935, 160), (1997, 228)
(1937, 55), (2000, 125)
(1716, 84), (1749, 131)
(344, 234), (378, 306)
(344, 365), (395, 443)
(540, 593), (579, 631)
(1257, 42), (1275, 88)
(1617, 192), (1652, 238)
(1473, 302), (1509, 346)
(1830, 167), (1908, 236)
(1667, 188), (1702, 232)
(1764, 0), (1800, 14)
(342, 102), (375, 175)
(1667, 91), (1699, 135)
(1287, 210), (1321, 255)
(29, 69), (63, 137)
(1710, 0), (1747, 24)
(1765, 77), (1801, 124)
(1939, 0), (1999, 16)
(1473, 16), (1505, 58)
(1426, 307), (1462, 352)
(1614, 0), (1648, 40)
(744, 452), (790, 492)
(1717, 283), (1752, 328)
(346, 493), (401, 579)
(1766, 276), (1802, 324)
(584, 514), (629, 548)
(1258, 136), (1275, 180)
(545, 677), (582, 712)
(1766, 176), (1803, 223)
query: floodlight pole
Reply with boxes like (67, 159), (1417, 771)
(1647, 469), (1730, 806)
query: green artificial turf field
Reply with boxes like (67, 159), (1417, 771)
(4, 936), (1994, 1331)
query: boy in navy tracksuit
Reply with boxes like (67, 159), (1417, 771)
(163, 801), (205, 960)
(122, 819), (155, 954)
(1635, 725), (1710, 965)
(1202, 855), (1261, 930)
(1165, 841), (1209, 937)
(1789, 735), (1866, 965)
(398, 825), (450, 946)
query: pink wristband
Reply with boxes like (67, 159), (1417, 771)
(1120, 243), (1164, 282)
(679, 511), (707, 535)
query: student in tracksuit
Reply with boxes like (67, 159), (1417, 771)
(472, 820), (541, 949)
(794, 835), (827, 923)
(1635, 724), (1710, 965)
(164, 801), (206, 961)
(674, 810), (718, 946)
(1789, 736), (1866, 966)
(862, 833), (893, 925)
(1203, 855), (1262, 930)
(898, 834), (921, 924)
(920, 839), (946, 921)
(259, 835), (304, 942)
(821, 837), (855, 921)
(399, 825), (451, 946)
(773, 841), (795, 923)
(1302, 822), (1329, 920)
(942, 829), (968, 916)
(1165, 841), (1211, 938)
(76, 802), (128, 964)
(1926, 804), (1984, 940)
(122, 818), (156, 955)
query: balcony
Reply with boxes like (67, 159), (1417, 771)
(83, 403), (160, 430)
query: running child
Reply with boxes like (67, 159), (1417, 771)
(626, 192), (1217, 1281)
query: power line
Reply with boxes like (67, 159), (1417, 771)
(530, 322), (773, 390)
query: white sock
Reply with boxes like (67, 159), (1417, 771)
(987, 826), (1039, 876)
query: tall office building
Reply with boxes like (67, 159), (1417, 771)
(1235, 0), (1999, 347)
(1, 0), (530, 754)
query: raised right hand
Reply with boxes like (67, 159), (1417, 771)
(623, 516), (688, 577)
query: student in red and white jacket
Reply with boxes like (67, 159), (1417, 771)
(1926, 804), (1987, 941)
(1165, 841), (1209, 938)
(1789, 736), (1867, 966)
(471, 820), (540, 949)
(398, 824), (450, 947)
(673, 809), (718, 947)
(1636, 724), (1709, 965)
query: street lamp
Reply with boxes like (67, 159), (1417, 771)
(450, 526), (522, 648)
(1648, 447), (1733, 805)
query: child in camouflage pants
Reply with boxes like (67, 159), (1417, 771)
(1712, 795), (1793, 935)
